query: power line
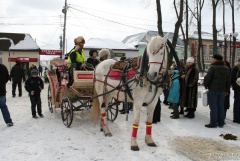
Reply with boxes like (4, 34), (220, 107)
(69, 6), (148, 31)
(0, 16), (60, 18)
(0, 23), (59, 26)
(68, 10), (119, 48)
(68, 3), (157, 22)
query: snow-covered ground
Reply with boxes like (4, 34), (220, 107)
(1, 82), (240, 161)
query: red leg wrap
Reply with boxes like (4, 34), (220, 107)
(132, 124), (139, 138)
(146, 122), (152, 135)
(101, 113), (106, 126)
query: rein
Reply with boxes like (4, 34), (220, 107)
(143, 45), (167, 106)
(147, 46), (166, 86)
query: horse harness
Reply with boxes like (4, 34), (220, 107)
(94, 45), (167, 106)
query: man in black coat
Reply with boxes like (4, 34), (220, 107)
(231, 59), (240, 124)
(10, 60), (25, 97)
(204, 54), (230, 128)
(38, 65), (43, 76)
(0, 64), (14, 126)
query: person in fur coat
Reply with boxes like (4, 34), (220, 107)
(180, 57), (199, 119)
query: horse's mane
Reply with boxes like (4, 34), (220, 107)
(147, 36), (164, 55)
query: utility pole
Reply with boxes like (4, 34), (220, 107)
(62, 0), (67, 59)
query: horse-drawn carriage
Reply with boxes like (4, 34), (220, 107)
(46, 59), (119, 127)
(46, 34), (180, 151)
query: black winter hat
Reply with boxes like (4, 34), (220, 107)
(31, 69), (38, 75)
(16, 60), (20, 64)
(212, 54), (223, 61)
(89, 49), (98, 57)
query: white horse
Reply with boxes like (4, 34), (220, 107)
(91, 34), (169, 151)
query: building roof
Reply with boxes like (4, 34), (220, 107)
(122, 31), (185, 48)
(84, 38), (137, 50)
(189, 31), (240, 42)
(0, 32), (40, 51)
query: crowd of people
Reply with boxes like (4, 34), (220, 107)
(0, 35), (117, 127)
(156, 53), (239, 129)
(1, 35), (239, 130)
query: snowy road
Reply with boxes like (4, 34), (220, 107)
(0, 82), (240, 161)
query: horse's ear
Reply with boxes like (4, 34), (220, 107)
(162, 33), (169, 43)
(146, 35), (151, 42)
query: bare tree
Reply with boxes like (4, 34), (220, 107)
(187, 0), (205, 72)
(156, 0), (164, 35)
(221, 0), (227, 61)
(212, 0), (220, 56)
(172, 0), (184, 48)
(184, 0), (189, 62)
(167, 0), (184, 68)
(179, 0), (189, 62)
(228, 0), (237, 67)
(196, 0), (205, 72)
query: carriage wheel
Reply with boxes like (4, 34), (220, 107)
(60, 96), (73, 127)
(48, 85), (53, 113)
(106, 98), (119, 122)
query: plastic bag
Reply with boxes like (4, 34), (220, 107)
(202, 91), (208, 107)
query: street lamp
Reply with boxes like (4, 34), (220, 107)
(217, 42), (224, 59)
(223, 32), (238, 66)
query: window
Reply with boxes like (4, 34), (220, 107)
(217, 47), (221, 55)
(203, 46), (207, 55)
(209, 46), (213, 56)
(237, 48), (240, 58)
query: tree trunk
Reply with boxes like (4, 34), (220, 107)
(184, 0), (189, 62)
(156, 0), (164, 36)
(212, 0), (219, 57)
(169, 0), (184, 68)
(222, 0), (227, 61)
(195, 0), (205, 73)
(231, 0), (236, 67)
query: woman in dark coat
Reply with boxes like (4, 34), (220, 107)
(178, 60), (186, 114)
(87, 49), (100, 68)
(224, 60), (231, 118)
(152, 98), (161, 123)
(180, 57), (199, 118)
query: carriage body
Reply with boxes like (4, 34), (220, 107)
(46, 59), (119, 127)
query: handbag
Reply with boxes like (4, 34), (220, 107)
(202, 90), (208, 107)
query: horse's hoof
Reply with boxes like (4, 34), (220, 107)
(100, 128), (103, 132)
(147, 143), (157, 147)
(105, 133), (112, 137)
(131, 146), (140, 151)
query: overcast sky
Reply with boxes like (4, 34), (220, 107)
(1, 0), (239, 53)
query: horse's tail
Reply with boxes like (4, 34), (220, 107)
(90, 87), (101, 123)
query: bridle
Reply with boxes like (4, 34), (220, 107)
(147, 43), (166, 85)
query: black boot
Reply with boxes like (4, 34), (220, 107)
(187, 109), (195, 119)
(179, 107), (184, 115)
(184, 111), (190, 117)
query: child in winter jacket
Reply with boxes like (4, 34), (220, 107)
(25, 69), (44, 118)
(167, 69), (180, 119)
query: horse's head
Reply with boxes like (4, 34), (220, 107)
(146, 34), (168, 82)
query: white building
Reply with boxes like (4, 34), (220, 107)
(0, 32), (40, 72)
(84, 38), (138, 60)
